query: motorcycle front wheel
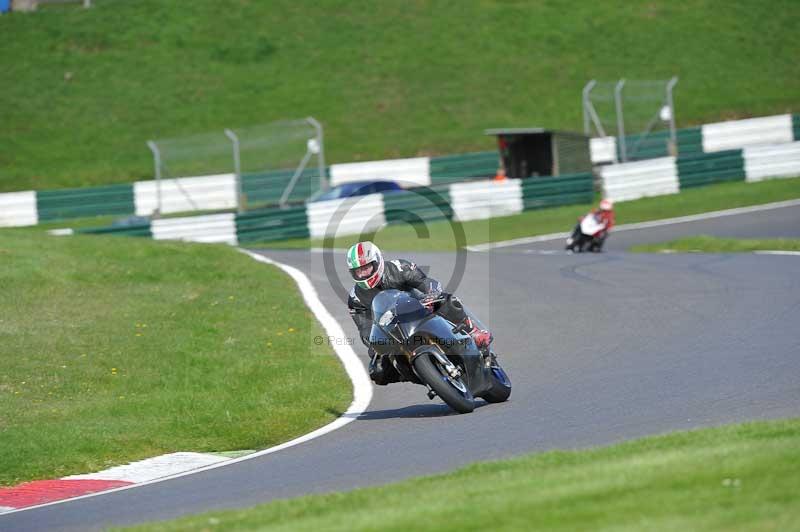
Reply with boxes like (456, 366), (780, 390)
(482, 361), (512, 403)
(413, 353), (475, 414)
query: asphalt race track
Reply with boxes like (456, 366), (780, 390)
(4, 204), (800, 531)
(503, 200), (800, 253)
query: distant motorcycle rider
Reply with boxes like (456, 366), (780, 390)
(573, 198), (615, 251)
(346, 241), (492, 385)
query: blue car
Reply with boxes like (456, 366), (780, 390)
(307, 180), (403, 203)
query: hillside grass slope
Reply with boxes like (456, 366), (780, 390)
(2, 0), (799, 191)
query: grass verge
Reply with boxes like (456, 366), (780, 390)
(257, 177), (800, 251)
(0, 230), (350, 486)
(120, 418), (800, 531)
(632, 236), (800, 253)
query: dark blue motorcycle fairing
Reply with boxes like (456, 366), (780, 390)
(369, 289), (493, 397)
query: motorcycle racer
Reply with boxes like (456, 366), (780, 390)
(346, 241), (492, 385)
(571, 198), (615, 251)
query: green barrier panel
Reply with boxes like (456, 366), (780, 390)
(793, 114), (800, 141)
(78, 222), (153, 238)
(37, 183), (135, 222)
(675, 127), (704, 157)
(520, 173), (594, 211)
(241, 167), (326, 208)
(677, 150), (745, 189)
(235, 205), (310, 243)
(382, 187), (452, 225)
(429, 151), (497, 184)
(618, 127), (703, 161)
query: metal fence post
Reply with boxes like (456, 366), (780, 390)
(666, 76), (679, 155)
(146, 140), (162, 217)
(224, 129), (243, 214)
(614, 79), (627, 162)
(582, 80), (596, 136)
(306, 116), (328, 191)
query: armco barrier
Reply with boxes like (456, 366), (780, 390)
(236, 206), (310, 243)
(521, 173), (594, 210)
(382, 186), (453, 225)
(72, 173), (595, 245)
(133, 174), (237, 216)
(601, 140), (800, 201)
(793, 114), (800, 141)
(601, 157), (679, 202)
(617, 127), (703, 162)
(37, 183), (135, 222)
(702, 114), (794, 153)
(590, 113), (799, 165)
(590, 137), (617, 164)
(306, 194), (386, 239)
(429, 151), (497, 184)
(70, 137), (800, 247)
(677, 150), (745, 189)
(743, 141), (800, 183)
(151, 214), (237, 245)
(5, 113), (797, 228)
(80, 221), (153, 238)
(242, 167), (323, 207)
(449, 180), (523, 222)
(330, 157), (431, 187)
(0, 191), (38, 227)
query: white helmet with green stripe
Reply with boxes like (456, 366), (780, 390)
(347, 241), (384, 289)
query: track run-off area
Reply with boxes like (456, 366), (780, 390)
(2, 202), (799, 531)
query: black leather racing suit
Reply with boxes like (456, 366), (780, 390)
(347, 259), (469, 384)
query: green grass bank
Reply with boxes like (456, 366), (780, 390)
(0, 230), (350, 486)
(2, 0), (799, 191)
(121, 418), (800, 531)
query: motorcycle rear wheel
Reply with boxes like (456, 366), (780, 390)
(413, 354), (475, 414)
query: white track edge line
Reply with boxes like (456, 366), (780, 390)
(2, 250), (372, 517)
(466, 199), (800, 252)
(754, 250), (800, 256)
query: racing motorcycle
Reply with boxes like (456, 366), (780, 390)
(565, 212), (607, 252)
(369, 289), (511, 414)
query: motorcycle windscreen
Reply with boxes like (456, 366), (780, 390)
(371, 290), (427, 328)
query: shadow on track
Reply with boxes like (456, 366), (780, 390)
(352, 401), (491, 420)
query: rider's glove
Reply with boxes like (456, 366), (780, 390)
(420, 293), (440, 312)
